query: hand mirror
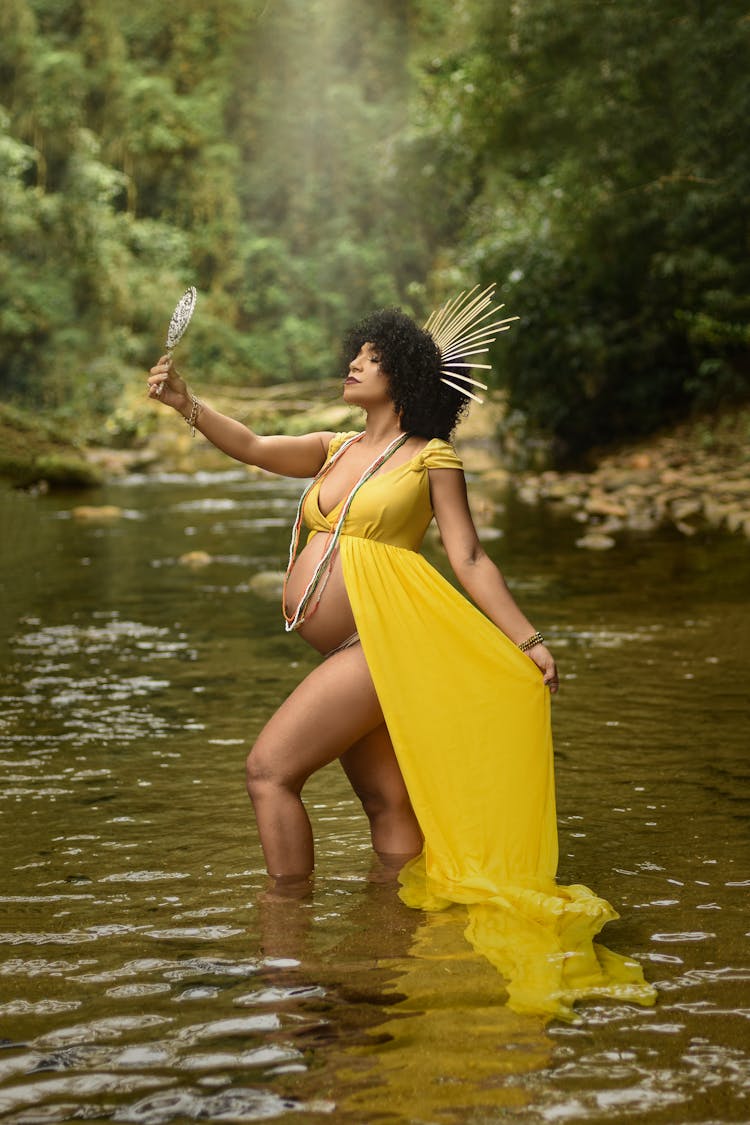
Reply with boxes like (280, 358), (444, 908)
(156, 286), (198, 396)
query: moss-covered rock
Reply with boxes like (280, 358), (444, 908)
(0, 404), (102, 489)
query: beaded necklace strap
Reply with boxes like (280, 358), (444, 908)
(283, 431), (409, 632)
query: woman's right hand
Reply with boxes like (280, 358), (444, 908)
(147, 355), (189, 415)
(526, 643), (559, 695)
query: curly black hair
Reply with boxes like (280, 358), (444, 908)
(342, 308), (470, 441)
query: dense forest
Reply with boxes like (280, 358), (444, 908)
(1, 0), (748, 457)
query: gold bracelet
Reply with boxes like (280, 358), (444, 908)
(184, 393), (203, 437)
(518, 631), (544, 653)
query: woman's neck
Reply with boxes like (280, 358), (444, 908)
(361, 405), (404, 446)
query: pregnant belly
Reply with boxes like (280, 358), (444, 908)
(284, 533), (358, 655)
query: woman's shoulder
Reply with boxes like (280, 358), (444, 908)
(418, 436), (464, 471)
(326, 431), (362, 458)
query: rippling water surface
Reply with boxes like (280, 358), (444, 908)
(0, 463), (748, 1124)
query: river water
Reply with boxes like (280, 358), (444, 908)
(0, 461), (748, 1124)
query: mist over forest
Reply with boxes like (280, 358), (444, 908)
(1, 0), (748, 457)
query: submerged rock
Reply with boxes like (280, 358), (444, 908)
(249, 570), (286, 599)
(72, 505), (123, 522)
(178, 550), (213, 568)
(575, 532), (616, 550)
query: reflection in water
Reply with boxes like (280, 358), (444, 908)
(0, 472), (749, 1123)
(337, 911), (555, 1120)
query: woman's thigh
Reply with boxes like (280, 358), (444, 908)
(248, 643), (384, 789)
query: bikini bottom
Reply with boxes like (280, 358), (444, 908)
(324, 630), (361, 659)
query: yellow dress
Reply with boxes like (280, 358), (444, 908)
(303, 432), (656, 1021)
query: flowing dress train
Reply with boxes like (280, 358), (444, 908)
(302, 432), (656, 1021)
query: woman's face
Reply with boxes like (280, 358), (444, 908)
(343, 342), (391, 407)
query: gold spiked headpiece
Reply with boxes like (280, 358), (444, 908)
(423, 283), (518, 404)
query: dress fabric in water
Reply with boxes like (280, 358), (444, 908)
(302, 432), (656, 1021)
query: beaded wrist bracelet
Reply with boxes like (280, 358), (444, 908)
(518, 631), (545, 653)
(184, 393), (203, 437)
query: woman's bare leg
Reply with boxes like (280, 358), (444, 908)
(246, 644), (384, 879)
(341, 724), (422, 866)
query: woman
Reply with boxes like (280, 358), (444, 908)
(148, 296), (655, 1021)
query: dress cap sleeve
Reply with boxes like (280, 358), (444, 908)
(326, 431), (361, 460)
(420, 438), (464, 471)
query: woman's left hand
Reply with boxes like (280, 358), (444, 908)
(526, 644), (559, 694)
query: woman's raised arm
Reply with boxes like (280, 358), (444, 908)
(147, 356), (334, 478)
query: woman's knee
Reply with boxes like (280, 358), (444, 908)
(245, 743), (296, 800)
(354, 781), (411, 823)
(245, 749), (263, 799)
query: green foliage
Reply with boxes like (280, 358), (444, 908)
(0, 0), (747, 457)
(449, 0), (750, 455)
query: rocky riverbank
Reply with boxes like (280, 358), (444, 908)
(511, 408), (750, 546)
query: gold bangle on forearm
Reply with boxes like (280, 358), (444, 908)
(184, 393), (203, 437)
(518, 631), (544, 652)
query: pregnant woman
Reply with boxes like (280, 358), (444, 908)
(147, 286), (655, 1020)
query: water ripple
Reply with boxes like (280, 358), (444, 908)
(32, 1016), (172, 1050)
(113, 1086), (334, 1123)
(2, 473), (749, 1125)
(0, 1073), (172, 1118)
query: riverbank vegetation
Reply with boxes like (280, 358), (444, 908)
(1, 0), (748, 466)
